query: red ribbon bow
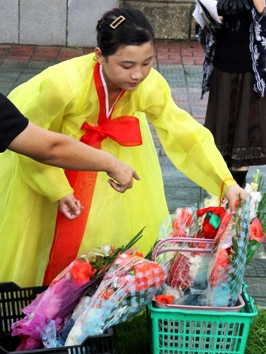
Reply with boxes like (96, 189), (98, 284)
(197, 206), (226, 239)
(81, 116), (142, 147)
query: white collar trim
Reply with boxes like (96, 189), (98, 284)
(99, 64), (123, 118)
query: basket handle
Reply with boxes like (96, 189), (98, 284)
(0, 282), (22, 292)
(152, 237), (214, 261)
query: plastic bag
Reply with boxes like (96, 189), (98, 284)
(65, 253), (166, 345)
(11, 229), (144, 350)
(12, 245), (120, 350)
(207, 197), (250, 307)
(155, 206), (225, 306)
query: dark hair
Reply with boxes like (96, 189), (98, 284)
(96, 7), (154, 57)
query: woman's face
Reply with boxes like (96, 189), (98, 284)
(95, 41), (154, 93)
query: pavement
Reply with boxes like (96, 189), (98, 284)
(0, 40), (266, 307)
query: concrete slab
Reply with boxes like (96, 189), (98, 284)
(20, 0), (67, 46)
(67, 0), (118, 47)
(0, 0), (19, 44)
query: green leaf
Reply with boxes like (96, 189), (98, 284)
(232, 236), (239, 256)
(119, 227), (145, 252)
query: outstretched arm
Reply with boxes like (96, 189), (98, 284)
(253, 0), (265, 13)
(8, 121), (140, 193)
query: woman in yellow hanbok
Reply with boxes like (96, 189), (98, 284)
(0, 8), (245, 287)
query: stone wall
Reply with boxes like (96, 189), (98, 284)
(0, 0), (196, 47)
(120, 0), (196, 40)
(0, 0), (118, 47)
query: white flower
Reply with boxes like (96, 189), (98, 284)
(203, 193), (220, 207)
(189, 255), (205, 279)
(103, 244), (111, 252)
(245, 181), (259, 193)
(245, 183), (253, 193)
(251, 182), (259, 192)
(249, 191), (262, 220)
(162, 283), (182, 300)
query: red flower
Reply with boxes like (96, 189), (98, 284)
(172, 209), (193, 237)
(69, 259), (96, 283)
(249, 217), (264, 243)
(209, 248), (229, 286)
(214, 212), (232, 243)
(135, 252), (144, 258)
(155, 294), (175, 305)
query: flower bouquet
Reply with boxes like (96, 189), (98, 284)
(64, 252), (166, 345)
(245, 170), (266, 264)
(154, 170), (266, 309)
(153, 182), (262, 309)
(202, 171), (265, 307)
(206, 196), (250, 307)
(154, 204), (226, 307)
(11, 229), (144, 350)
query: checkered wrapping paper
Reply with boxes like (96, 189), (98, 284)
(228, 196), (250, 305)
(65, 254), (166, 344)
(207, 197), (251, 307)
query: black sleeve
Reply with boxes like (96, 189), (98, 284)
(0, 93), (29, 152)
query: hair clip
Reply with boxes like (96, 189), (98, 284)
(109, 15), (126, 29)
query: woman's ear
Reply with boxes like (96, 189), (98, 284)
(95, 47), (104, 64)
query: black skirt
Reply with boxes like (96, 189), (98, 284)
(204, 67), (266, 168)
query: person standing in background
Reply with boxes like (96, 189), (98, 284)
(198, 0), (266, 187)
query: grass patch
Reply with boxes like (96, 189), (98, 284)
(246, 308), (266, 354)
(115, 311), (150, 354)
(116, 308), (266, 354)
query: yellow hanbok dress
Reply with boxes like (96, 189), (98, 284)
(0, 53), (235, 287)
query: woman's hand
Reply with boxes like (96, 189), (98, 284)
(106, 160), (140, 193)
(225, 184), (248, 211)
(58, 194), (84, 220)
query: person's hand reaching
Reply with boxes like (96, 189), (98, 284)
(58, 194), (84, 220)
(225, 184), (248, 211)
(106, 160), (140, 193)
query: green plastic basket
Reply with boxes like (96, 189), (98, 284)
(148, 287), (257, 354)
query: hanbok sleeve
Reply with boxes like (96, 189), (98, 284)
(8, 66), (75, 202)
(139, 69), (235, 197)
(17, 155), (73, 203)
